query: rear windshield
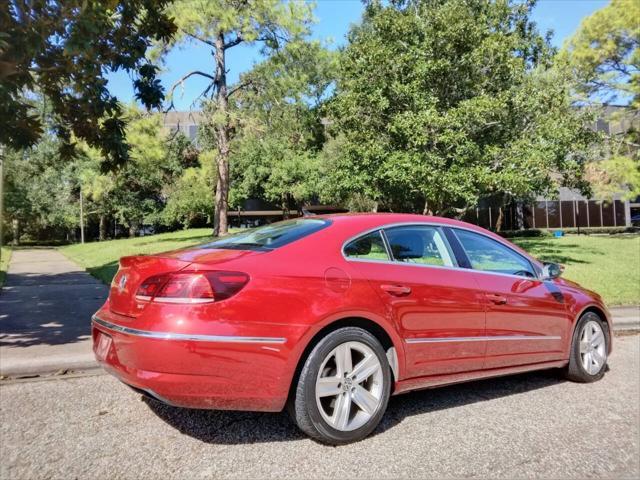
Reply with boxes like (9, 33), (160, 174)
(200, 218), (331, 251)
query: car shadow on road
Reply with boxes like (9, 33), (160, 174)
(144, 368), (566, 445)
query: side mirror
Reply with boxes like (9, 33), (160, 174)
(542, 262), (563, 280)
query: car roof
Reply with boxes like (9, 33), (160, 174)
(314, 212), (479, 230)
(311, 212), (540, 266)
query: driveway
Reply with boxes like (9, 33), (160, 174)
(0, 249), (108, 375)
(1, 335), (638, 479)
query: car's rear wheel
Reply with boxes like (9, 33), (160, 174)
(289, 327), (391, 444)
(564, 312), (609, 382)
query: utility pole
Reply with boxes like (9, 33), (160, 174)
(79, 185), (85, 244)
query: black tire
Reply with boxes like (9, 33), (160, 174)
(564, 311), (609, 383)
(289, 327), (391, 445)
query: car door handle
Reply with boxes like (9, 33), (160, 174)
(381, 284), (412, 297)
(486, 293), (508, 305)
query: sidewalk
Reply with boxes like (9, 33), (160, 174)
(0, 249), (108, 376)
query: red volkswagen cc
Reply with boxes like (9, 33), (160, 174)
(92, 213), (612, 444)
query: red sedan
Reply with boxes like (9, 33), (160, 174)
(92, 214), (612, 444)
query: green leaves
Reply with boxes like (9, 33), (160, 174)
(564, 0), (639, 107)
(1, 0), (176, 167)
(167, 0), (313, 53)
(326, 0), (592, 217)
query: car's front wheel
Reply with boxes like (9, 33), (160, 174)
(564, 311), (609, 382)
(289, 327), (391, 444)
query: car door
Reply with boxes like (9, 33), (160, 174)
(447, 227), (569, 369)
(343, 225), (486, 378)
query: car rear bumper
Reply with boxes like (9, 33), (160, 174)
(91, 311), (300, 412)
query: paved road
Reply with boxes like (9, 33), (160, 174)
(1, 336), (638, 479)
(0, 249), (108, 375)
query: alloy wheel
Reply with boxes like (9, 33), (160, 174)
(314, 341), (384, 432)
(579, 320), (607, 375)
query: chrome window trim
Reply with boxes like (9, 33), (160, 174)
(405, 335), (561, 344)
(92, 315), (286, 344)
(340, 221), (543, 281)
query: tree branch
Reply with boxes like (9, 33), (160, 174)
(223, 34), (243, 50)
(168, 70), (215, 98)
(191, 82), (216, 109)
(181, 29), (216, 48)
(228, 80), (253, 98)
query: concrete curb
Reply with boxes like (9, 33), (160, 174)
(610, 306), (640, 332)
(0, 354), (98, 379)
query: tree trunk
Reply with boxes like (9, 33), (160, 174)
(212, 32), (230, 237)
(495, 206), (504, 232)
(422, 200), (433, 216)
(495, 195), (511, 232)
(11, 219), (19, 246)
(99, 214), (107, 241)
(371, 202), (378, 213)
(128, 221), (138, 238)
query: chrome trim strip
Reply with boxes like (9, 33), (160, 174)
(341, 221), (543, 281)
(92, 315), (286, 344)
(405, 335), (562, 344)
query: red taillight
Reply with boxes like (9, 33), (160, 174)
(136, 274), (171, 300)
(135, 271), (249, 304)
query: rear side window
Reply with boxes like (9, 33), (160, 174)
(385, 226), (455, 266)
(201, 219), (330, 250)
(454, 229), (535, 277)
(344, 230), (390, 260)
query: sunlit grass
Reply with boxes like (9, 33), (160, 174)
(514, 234), (640, 306)
(60, 229), (216, 284)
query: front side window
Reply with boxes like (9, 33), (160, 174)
(384, 226), (455, 267)
(344, 230), (390, 261)
(454, 229), (535, 277)
(201, 218), (330, 250)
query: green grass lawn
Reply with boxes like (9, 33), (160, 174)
(60, 229), (215, 284)
(513, 234), (640, 307)
(0, 247), (11, 287)
(60, 229), (639, 306)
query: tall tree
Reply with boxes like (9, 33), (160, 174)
(0, 1), (175, 165)
(221, 41), (336, 213)
(563, 0), (639, 202)
(327, 0), (594, 219)
(3, 138), (81, 243)
(163, 0), (313, 236)
(563, 0), (639, 107)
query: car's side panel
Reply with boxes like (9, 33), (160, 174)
(471, 272), (570, 368)
(348, 260), (487, 378)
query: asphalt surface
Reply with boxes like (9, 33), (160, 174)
(1, 336), (638, 480)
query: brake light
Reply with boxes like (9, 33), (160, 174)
(135, 272), (249, 304)
(136, 274), (171, 300)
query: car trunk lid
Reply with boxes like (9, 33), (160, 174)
(108, 248), (261, 317)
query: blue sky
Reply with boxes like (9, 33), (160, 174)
(107, 0), (609, 110)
